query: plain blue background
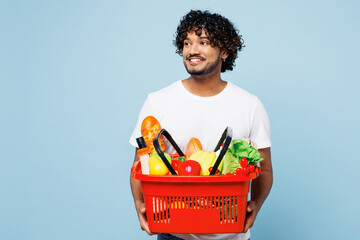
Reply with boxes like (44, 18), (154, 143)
(1, 0), (359, 239)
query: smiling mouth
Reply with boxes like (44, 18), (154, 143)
(189, 58), (201, 62)
(186, 55), (205, 63)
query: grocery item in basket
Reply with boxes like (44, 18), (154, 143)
(149, 153), (172, 175)
(136, 136), (147, 149)
(172, 155), (186, 162)
(185, 137), (203, 159)
(222, 139), (263, 174)
(171, 159), (181, 172)
(178, 160), (201, 176)
(229, 139), (263, 165)
(141, 116), (166, 154)
(137, 147), (150, 174)
(189, 150), (220, 175)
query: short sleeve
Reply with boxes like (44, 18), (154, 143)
(129, 95), (155, 148)
(250, 99), (271, 149)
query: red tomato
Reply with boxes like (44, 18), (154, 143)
(171, 160), (181, 171)
(208, 167), (219, 174)
(178, 160), (201, 176)
(240, 158), (248, 168)
(242, 167), (249, 175)
(248, 164), (255, 173)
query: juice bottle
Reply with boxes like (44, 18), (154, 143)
(136, 136), (150, 174)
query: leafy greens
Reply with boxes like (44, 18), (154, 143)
(222, 139), (263, 174)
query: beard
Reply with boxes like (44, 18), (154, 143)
(184, 53), (222, 76)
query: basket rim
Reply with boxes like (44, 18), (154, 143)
(131, 161), (259, 183)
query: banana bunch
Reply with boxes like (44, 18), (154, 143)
(188, 150), (223, 175)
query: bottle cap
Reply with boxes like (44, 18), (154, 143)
(136, 136), (147, 149)
(137, 147), (149, 156)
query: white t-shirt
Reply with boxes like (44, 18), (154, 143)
(129, 80), (271, 240)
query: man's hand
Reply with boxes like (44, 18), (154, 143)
(242, 147), (273, 233)
(242, 200), (260, 232)
(135, 201), (154, 235)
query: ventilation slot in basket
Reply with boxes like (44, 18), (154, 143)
(152, 196), (171, 224)
(219, 196), (238, 224)
(151, 195), (239, 225)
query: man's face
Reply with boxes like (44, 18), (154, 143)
(182, 30), (223, 76)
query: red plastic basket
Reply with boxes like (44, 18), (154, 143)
(131, 159), (260, 234)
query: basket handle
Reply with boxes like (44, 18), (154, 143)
(209, 127), (233, 175)
(153, 129), (185, 175)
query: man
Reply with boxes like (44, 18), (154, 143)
(129, 10), (273, 240)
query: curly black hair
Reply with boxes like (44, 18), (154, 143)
(174, 10), (245, 72)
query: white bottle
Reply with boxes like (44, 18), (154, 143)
(137, 148), (150, 174)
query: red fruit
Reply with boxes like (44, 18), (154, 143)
(208, 167), (219, 174)
(236, 168), (242, 175)
(248, 164), (255, 173)
(242, 167), (249, 175)
(171, 160), (181, 171)
(240, 158), (248, 168)
(178, 160), (201, 176)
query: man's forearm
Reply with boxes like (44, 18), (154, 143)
(130, 150), (144, 206)
(251, 147), (273, 208)
(130, 150), (153, 234)
(130, 175), (144, 205)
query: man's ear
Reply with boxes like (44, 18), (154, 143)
(221, 51), (229, 60)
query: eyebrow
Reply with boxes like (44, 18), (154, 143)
(184, 36), (210, 40)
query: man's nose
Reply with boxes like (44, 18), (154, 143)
(189, 43), (200, 55)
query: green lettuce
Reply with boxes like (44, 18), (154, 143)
(221, 139), (263, 174)
(222, 151), (240, 174)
